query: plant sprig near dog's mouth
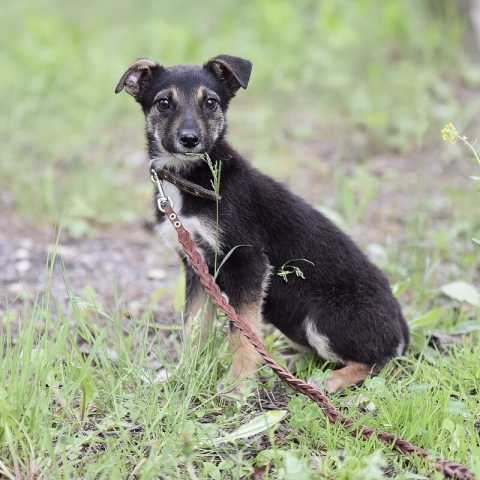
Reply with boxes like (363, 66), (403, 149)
(204, 152), (222, 274)
(277, 258), (315, 283)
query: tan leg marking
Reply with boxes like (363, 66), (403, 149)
(226, 301), (263, 391)
(184, 288), (215, 341)
(325, 362), (372, 393)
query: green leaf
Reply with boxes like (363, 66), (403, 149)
(202, 462), (221, 480)
(214, 410), (287, 444)
(80, 375), (96, 421)
(447, 399), (471, 419)
(357, 451), (387, 479)
(451, 320), (480, 335)
(214, 244), (252, 279)
(391, 278), (410, 297)
(256, 448), (286, 467)
(71, 366), (96, 421)
(410, 308), (445, 330)
(283, 452), (312, 480)
(440, 281), (480, 307)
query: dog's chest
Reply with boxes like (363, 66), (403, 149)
(154, 183), (219, 253)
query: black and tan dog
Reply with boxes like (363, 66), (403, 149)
(115, 55), (409, 393)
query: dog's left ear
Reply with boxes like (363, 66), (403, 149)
(115, 58), (161, 99)
(204, 54), (252, 95)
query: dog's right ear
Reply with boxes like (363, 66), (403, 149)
(115, 58), (161, 99)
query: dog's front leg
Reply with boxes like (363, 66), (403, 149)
(183, 259), (215, 340)
(216, 251), (271, 396)
(226, 300), (264, 391)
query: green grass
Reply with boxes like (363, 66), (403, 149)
(1, 283), (479, 479)
(2, 1), (480, 478)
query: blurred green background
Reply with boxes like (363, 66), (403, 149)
(1, 0), (478, 234)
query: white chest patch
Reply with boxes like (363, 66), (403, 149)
(154, 184), (221, 255)
(163, 182), (183, 214)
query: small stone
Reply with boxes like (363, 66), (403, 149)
(105, 348), (119, 362)
(20, 238), (33, 249)
(126, 300), (143, 317)
(147, 268), (167, 280)
(356, 394), (377, 413)
(149, 359), (163, 370)
(14, 248), (30, 260)
(154, 369), (169, 384)
(15, 260), (31, 274)
(8, 283), (25, 294)
(47, 244), (76, 258)
(139, 368), (169, 385)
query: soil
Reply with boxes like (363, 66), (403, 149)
(0, 188), (178, 321)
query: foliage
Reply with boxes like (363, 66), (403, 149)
(1, 291), (480, 478)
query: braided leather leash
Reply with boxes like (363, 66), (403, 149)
(155, 167), (221, 202)
(152, 169), (474, 479)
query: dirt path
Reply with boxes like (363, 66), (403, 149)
(0, 208), (178, 320)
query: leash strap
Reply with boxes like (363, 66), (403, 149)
(150, 163), (220, 203)
(152, 172), (474, 479)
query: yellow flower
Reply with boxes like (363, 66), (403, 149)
(441, 122), (459, 144)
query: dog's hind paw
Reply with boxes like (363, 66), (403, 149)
(309, 362), (372, 393)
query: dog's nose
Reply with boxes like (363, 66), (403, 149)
(179, 130), (200, 149)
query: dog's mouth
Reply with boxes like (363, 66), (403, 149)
(160, 137), (209, 158)
(172, 145), (207, 156)
(166, 145), (207, 161)
(172, 151), (206, 162)
(173, 138), (208, 156)
(150, 147), (205, 173)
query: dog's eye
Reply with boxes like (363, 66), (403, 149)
(205, 97), (218, 110)
(156, 98), (170, 111)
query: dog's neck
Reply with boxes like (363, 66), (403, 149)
(149, 151), (204, 174)
(149, 139), (232, 176)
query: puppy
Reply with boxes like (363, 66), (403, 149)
(115, 55), (409, 393)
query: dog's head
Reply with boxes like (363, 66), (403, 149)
(115, 55), (252, 166)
